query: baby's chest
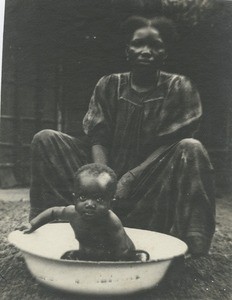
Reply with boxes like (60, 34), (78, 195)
(71, 222), (111, 248)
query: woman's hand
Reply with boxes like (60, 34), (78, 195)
(115, 172), (135, 200)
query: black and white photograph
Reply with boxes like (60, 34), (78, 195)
(0, 1), (231, 299)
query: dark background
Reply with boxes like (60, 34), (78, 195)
(0, 0), (232, 188)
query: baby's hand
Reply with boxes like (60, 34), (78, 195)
(23, 224), (34, 234)
(16, 224), (33, 234)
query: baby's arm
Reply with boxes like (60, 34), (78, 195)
(24, 206), (75, 233)
(108, 211), (135, 259)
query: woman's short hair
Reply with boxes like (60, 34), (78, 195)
(121, 16), (177, 48)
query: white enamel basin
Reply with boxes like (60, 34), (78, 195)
(8, 223), (187, 295)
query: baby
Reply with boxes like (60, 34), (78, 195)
(23, 163), (140, 261)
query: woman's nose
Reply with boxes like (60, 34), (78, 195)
(85, 199), (96, 209)
(141, 46), (151, 55)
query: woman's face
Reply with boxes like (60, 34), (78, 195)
(127, 27), (166, 70)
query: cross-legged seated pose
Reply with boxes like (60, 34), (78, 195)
(29, 16), (215, 257)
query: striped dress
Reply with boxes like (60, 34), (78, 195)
(30, 71), (215, 255)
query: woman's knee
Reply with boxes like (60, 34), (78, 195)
(32, 129), (59, 145)
(177, 138), (204, 153)
(176, 138), (211, 163)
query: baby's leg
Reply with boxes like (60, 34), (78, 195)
(123, 250), (150, 262)
(60, 250), (82, 260)
(61, 250), (150, 262)
(60, 250), (100, 261)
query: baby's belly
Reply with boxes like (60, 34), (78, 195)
(79, 243), (115, 260)
(78, 234), (113, 250)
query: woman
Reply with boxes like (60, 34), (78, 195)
(30, 16), (215, 256)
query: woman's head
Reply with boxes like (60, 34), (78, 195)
(122, 16), (177, 70)
(122, 16), (177, 48)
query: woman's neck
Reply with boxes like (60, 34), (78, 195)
(131, 69), (159, 93)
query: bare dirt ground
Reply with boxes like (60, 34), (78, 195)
(0, 190), (231, 300)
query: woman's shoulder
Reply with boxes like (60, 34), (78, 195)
(96, 72), (129, 87)
(159, 71), (194, 88)
(160, 71), (191, 83)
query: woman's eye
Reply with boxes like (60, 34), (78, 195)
(79, 196), (86, 202)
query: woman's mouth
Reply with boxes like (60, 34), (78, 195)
(136, 58), (154, 65)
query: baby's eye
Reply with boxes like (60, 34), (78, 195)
(130, 39), (143, 47)
(79, 196), (87, 202)
(96, 198), (104, 204)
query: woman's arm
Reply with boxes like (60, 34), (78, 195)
(130, 76), (202, 178)
(129, 144), (173, 178)
(116, 76), (202, 199)
(83, 75), (117, 161)
(92, 144), (109, 165)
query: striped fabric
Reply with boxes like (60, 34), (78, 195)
(30, 71), (215, 255)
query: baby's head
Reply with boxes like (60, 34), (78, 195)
(73, 163), (117, 220)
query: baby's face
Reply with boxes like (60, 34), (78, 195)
(74, 172), (113, 221)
